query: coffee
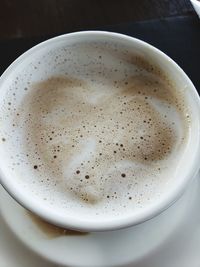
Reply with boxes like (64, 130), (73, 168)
(0, 41), (191, 220)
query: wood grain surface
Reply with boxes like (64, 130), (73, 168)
(0, 0), (196, 40)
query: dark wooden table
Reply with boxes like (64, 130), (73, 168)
(0, 0), (196, 40)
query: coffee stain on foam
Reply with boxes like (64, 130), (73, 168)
(28, 212), (88, 238)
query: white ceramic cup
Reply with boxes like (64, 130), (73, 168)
(190, 0), (200, 18)
(0, 31), (200, 232)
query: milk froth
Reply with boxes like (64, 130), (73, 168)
(0, 41), (191, 219)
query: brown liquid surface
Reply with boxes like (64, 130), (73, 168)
(10, 51), (190, 209)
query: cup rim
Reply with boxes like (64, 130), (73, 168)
(190, 0), (200, 15)
(191, 0), (200, 4)
(0, 31), (200, 232)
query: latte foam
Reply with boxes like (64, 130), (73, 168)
(0, 41), (191, 220)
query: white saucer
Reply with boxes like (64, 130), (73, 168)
(1, 173), (200, 267)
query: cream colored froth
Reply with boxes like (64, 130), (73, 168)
(15, 67), (189, 204)
(0, 43), (191, 216)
